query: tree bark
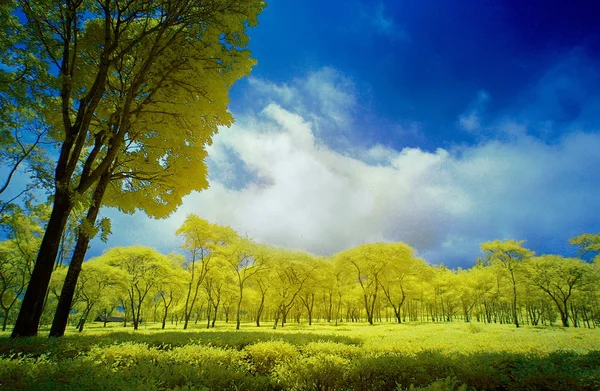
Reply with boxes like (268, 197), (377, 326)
(256, 294), (265, 327)
(209, 294), (219, 328)
(206, 298), (212, 329)
(12, 192), (73, 337)
(272, 306), (281, 330)
(236, 285), (243, 330)
(2, 310), (9, 332)
(510, 270), (519, 328)
(50, 171), (110, 337)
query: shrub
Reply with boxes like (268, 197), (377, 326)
(405, 377), (468, 391)
(274, 353), (350, 391)
(244, 340), (299, 374)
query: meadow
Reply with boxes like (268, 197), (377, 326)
(1, 321), (599, 391)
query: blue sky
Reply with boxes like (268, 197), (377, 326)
(4, 0), (600, 267)
(235, 0), (600, 149)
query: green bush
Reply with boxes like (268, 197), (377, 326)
(244, 340), (299, 374)
(349, 354), (430, 391)
(405, 377), (468, 391)
(274, 353), (350, 391)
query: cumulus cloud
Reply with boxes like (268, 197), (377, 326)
(247, 68), (357, 148)
(93, 67), (600, 268)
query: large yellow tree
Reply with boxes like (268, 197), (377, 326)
(10, 0), (265, 338)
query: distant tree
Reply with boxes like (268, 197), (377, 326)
(177, 215), (238, 330)
(103, 246), (174, 330)
(336, 243), (392, 325)
(467, 263), (498, 324)
(222, 240), (267, 330)
(570, 233), (600, 263)
(66, 258), (125, 332)
(202, 256), (231, 328)
(270, 250), (316, 329)
(375, 243), (423, 323)
(0, 239), (35, 331)
(0, 203), (47, 330)
(481, 240), (534, 328)
(524, 255), (596, 327)
(156, 254), (187, 330)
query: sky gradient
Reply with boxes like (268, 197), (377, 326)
(7, 1), (600, 268)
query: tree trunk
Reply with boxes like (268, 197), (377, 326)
(182, 281), (193, 329)
(77, 304), (93, 333)
(131, 293), (138, 330)
(133, 308), (140, 330)
(236, 286), (243, 330)
(327, 292), (333, 322)
(12, 193), (73, 337)
(335, 293), (342, 326)
(212, 300), (219, 328)
(256, 294), (265, 327)
(281, 306), (289, 328)
(560, 300), (570, 327)
(206, 299), (212, 329)
(1, 290), (21, 332)
(2, 309), (9, 332)
(50, 172), (110, 337)
(184, 276), (202, 330)
(162, 308), (168, 330)
(273, 306), (281, 330)
(510, 272), (519, 328)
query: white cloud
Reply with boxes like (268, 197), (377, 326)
(93, 69), (600, 268)
(459, 112), (480, 132)
(370, 2), (408, 41)
(458, 90), (489, 133)
(246, 68), (357, 149)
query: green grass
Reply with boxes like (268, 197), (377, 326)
(1, 321), (599, 390)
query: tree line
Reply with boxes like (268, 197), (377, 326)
(2, 211), (599, 333)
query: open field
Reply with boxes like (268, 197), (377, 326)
(1, 322), (599, 390)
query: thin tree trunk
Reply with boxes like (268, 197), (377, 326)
(77, 303), (94, 333)
(1, 288), (22, 332)
(273, 306), (281, 330)
(2, 309), (9, 332)
(335, 293), (342, 326)
(256, 294), (265, 327)
(212, 298), (220, 328)
(184, 267), (203, 330)
(236, 285), (243, 330)
(206, 298), (212, 329)
(510, 271), (519, 328)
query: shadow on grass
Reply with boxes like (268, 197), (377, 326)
(0, 328), (362, 358)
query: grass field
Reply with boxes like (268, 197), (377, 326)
(1, 321), (599, 390)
